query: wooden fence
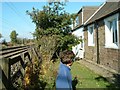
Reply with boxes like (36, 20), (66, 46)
(0, 45), (37, 90)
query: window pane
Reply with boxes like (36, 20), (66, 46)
(109, 21), (112, 31)
(113, 28), (115, 43)
(76, 16), (79, 26)
(115, 20), (117, 43)
(90, 27), (93, 34)
(88, 25), (94, 46)
(113, 19), (118, 44)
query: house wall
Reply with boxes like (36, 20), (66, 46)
(72, 27), (84, 59)
(118, 12), (120, 73)
(79, 12), (82, 27)
(84, 13), (120, 72)
(97, 19), (120, 72)
(73, 13), (82, 29)
(84, 27), (97, 63)
(74, 7), (98, 29)
(72, 7), (99, 58)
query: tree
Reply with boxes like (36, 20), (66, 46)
(26, 2), (72, 37)
(10, 30), (18, 44)
(17, 38), (23, 44)
(25, 1), (81, 89)
(0, 33), (2, 38)
(2, 39), (7, 46)
(27, 1), (80, 61)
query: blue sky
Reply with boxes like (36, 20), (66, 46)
(0, 0), (105, 42)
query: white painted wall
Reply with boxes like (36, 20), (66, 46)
(72, 27), (84, 59)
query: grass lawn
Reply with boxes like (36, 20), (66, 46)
(37, 60), (112, 89)
(71, 61), (110, 88)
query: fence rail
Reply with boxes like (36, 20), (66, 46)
(0, 45), (35, 90)
(0, 45), (33, 58)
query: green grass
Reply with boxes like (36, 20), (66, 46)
(38, 60), (111, 89)
(71, 61), (110, 88)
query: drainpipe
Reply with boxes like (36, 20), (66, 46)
(95, 21), (100, 64)
(118, 12), (120, 73)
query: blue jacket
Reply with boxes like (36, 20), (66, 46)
(56, 62), (72, 90)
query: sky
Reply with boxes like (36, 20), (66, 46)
(0, 0), (106, 42)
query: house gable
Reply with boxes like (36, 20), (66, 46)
(73, 6), (99, 30)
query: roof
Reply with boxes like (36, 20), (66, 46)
(77, 6), (99, 14)
(83, 6), (99, 10)
(82, 6), (99, 24)
(85, 1), (120, 25)
(73, 6), (99, 31)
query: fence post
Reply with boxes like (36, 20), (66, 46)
(20, 53), (25, 76)
(0, 58), (11, 90)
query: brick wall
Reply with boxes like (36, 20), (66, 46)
(84, 27), (97, 63)
(84, 16), (120, 72)
(78, 12), (82, 26)
(98, 19), (120, 72)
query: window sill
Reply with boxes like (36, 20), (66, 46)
(88, 44), (95, 47)
(105, 45), (119, 49)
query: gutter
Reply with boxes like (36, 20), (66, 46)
(71, 25), (84, 32)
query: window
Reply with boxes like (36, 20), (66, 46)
(104, 13), (119, 49)
(88, 24), (94, 46)
(75, 16), (79, 26)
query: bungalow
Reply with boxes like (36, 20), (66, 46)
(72, 6), (99, 59)
(84, 1), (120, 73)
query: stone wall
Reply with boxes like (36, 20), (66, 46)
(98, 19), (120, 72)
(84, 16), (120, 73)
(78, 12), (82, 26)
(84, 27), (97, 63)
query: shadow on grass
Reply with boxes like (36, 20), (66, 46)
(72, 77), (78, 90)
(106, 74), (120, 89)
(95, 74), (120, 89)
(95, 76), (108, 82)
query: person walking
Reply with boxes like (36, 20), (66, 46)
(56, 50), (75, 90)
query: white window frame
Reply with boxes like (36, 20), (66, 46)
(104, 13), (119, 49)
(88, 24), (95, 46)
